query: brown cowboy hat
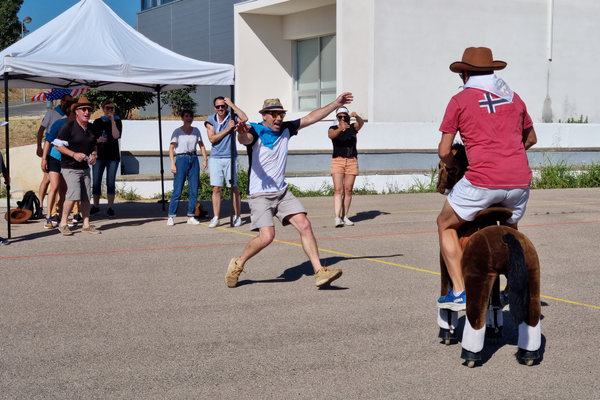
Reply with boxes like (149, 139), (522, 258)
(449, 47), (507, 73)
(258, 98), (287, 114)
(4, 208), (32, 224)
(71, 96), (95, 113)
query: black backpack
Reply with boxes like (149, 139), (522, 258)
(16, 190), (44, 220)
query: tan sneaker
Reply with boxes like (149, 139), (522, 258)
(315, 266), (343, 287)
(226, 258), (244, 288)
(82, 225), (101, 234)
(58, 224), (73, 236)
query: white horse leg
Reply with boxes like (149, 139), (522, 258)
(438, 308), (458, 331)
(462, 317), (486, 354)
(518, 320), (541, 351)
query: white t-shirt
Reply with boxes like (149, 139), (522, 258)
(170, 127), (203, 154)
(41, 106), (65, 130)
(247, 120), (300, 195)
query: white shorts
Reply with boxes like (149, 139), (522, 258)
(447, 177), (529, 224)
(209, 157), (238, 187)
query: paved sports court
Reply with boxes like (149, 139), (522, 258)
(1, 188), (599, 399)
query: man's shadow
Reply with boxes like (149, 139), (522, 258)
(237, 253), (403, 289)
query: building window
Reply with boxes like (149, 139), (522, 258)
(295, 35), (336, 111)
(141, 0), (175, 11)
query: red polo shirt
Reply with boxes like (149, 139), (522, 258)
(439, 88), (533, 189)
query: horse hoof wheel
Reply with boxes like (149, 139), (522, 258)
(525, 359), (534, 366)
(445, 339), (451, 345)
(467, 360), (476, 368)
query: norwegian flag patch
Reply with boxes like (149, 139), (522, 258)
(479, 93), (514, 114)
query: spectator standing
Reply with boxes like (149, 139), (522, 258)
(36, 93), (74, 208)
(328, 107), (364, 227)
(205, 97), (248, 228)
(167, 110), (208, 226)
(0, 146), (10, 244)
(91, 100), (123, 218)
(55, 97), (101, 235)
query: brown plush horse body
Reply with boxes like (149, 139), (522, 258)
(437, 144), (541, 367)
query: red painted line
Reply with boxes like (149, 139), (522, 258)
(0, 242), (247, 260)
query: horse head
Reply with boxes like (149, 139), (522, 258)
(436, 143), (468, 195)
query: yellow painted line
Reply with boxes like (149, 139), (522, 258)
(217, 226), (600, 310)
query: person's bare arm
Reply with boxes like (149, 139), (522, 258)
(352, 112), (365, 132)
(36, 125), (46, 157)
(522, 126), (537, 150)
(236, 122), (254, 145)
(328, 120), (350, 139)
(169, 142), (178, 174)
(224, 98), (248, 123)
(206, 121), (235, 144)
(199, 141), (208, 170)
(299, 92), (354, 130)
(438, 133), (457, 167)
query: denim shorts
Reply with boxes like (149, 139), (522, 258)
(209, 157), (238, 187)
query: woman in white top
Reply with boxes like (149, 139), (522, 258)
(167, 110), (208, 225)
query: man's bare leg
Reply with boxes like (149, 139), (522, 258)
(236, 226), (275, 269)
(437, 200), (466, 293)
(286, 213), (323, 273)
(212, 186), (222, 219)
(39, 172), (50, 209)
(232, 187), (241, 217)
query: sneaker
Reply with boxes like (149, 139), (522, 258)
(67, 217), (77, 227)
(343, 216), (354, 226)
(500, 290), (510, 309)
(209, 216), (220, 228)
(51, 214), (59, 227)
(0, 237), (8, 245)
(44, 217), (56, 230)
(82, 225), (101, 234)
(187, 217), (200, 225)
(58, 224), (73, 236)
(90, 206), (100, 216)
(106, 208), (115, 218)
(225, 258), (244, 288)
(73, 213), (83, 223)
(437, 288), (466, 311)
(334, 217), (344, 227)
(315, 266), (343, 287)
(167, 217), (174, 226)
(233, 215), (242, 227)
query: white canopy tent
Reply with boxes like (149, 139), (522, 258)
(1, 0), (236, 237)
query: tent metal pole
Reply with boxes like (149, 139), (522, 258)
(4, 73), (12, 239)
(156, 86), (166, 211)
(229, 84), (235, 227)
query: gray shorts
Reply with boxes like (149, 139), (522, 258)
(248, 187), (306, 231)
(62, 168), (91, 202)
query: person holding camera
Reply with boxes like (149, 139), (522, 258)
(328, 107), (364, 227)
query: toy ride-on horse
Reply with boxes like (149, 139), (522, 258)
(436, 144), (542, 367)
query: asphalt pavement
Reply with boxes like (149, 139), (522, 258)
(1, 189), (599, 399)
(1, 100), (48, 118)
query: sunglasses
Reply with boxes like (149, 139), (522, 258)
(337, 115), (349, 120)
(78, 107), (93, 112)
(104, 106), (115, 110)
(268, 111), (286, 118)
(215, 105), (228, 110)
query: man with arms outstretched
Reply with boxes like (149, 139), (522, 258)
(226, 93), (353, 288)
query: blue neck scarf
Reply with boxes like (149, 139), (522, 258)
(100, 115), (120, 122)
(250, 122), (281, 149)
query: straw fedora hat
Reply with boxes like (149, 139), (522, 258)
(71, 96), (95, 113)
(258, 98), (287, 114)
(449, 47), (507, 73)
(4, 208), (32, 224)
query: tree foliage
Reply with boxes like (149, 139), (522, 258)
(0, 0), (24, 51)
(84, 90), (155, 119)
(161, 87), (197, 116)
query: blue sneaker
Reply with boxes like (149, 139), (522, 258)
(437, 288), (466, 311)
(0, 237), (8, 245)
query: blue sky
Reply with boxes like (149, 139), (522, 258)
(17, 0), (139, 33)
